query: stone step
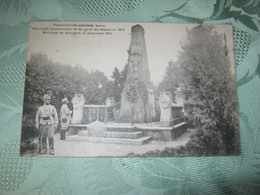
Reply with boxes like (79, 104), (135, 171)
(78, 130), (143, 139)
(172, 122), (187, 129)
(66, 135), (152, 145)
(78, 131), (88, 136)
(106, 131), (143, 139)
(106, 125), (136, 132)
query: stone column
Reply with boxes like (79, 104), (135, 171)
(159, 92), (173, 127)
(71, 94), (85, 124)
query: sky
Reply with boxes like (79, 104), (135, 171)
(28, 22), (235, 85)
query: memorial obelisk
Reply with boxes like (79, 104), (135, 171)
(118, 25), (156, 123)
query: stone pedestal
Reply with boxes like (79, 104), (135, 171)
(159, 92), (173, 127)
(106, 97), (115, 106)
(119, 82), (156, 123)
(87, 121), (107, 137)
(71, 94), (85, 124)
(118, 90), (133, 123)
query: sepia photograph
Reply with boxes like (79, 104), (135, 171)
(20, 21), (240, 157)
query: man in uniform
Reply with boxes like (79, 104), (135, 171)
(36, 94), (58, 155)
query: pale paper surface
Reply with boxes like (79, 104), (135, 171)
(22, 21), (239, 157)
(0, 0), (259, 194)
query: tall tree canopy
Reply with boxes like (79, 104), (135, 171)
(25, 53), (117, 105)
(111, 65), (127, 102)
(23, 53), (118, 128)
(161, 24), (240, 155)
(157, 61), (181, 101)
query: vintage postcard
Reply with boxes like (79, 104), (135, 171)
(20, 21), (240, 157)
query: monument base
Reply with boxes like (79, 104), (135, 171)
(67, 122), (152, 145)
(67, 120), (187, 144)
(160, 117), (186, 127)
(136, 122), (187, 141)
(67, 135), (152, 145)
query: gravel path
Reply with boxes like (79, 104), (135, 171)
(35, 129), (195, 157)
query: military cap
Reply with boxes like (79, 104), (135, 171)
(61, 97), (68, 103)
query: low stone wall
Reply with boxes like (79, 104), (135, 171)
(136, 122), (187, 141)
(68, 124), (88, 135)
(143, 129), (173, 141)
(171, 122), (187, 139)
(159, 117), (186, 127)
(69, 122), (187, 141)
(172, 117), (186, 125)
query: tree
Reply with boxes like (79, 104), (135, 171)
(22, 52), (122, 153)
(157, 61), (181, 101)
(83, 70), (113, 104)
(23, 52), (118, 126)
(111, 65), (128, 102)
(177, 24), (239, 155)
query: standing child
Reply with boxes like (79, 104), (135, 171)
(60, 97), (72, 140)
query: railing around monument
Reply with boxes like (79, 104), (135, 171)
(82, 102), (120, 124)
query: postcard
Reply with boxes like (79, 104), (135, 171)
(20, 21), (240, 157)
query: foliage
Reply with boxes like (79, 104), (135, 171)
(21, 53), (120, 152)
(156, 24), (240, 155)
(0, 0), (31, 14)
(23, 52), (117, 127)
(177, 24), (240, 155)
(237, 55), (260, 87)
(111, 65), (127, 102)
(154, 0), (259, 88)
(153, 0), (260, 32)
(157, 61), (181, 101)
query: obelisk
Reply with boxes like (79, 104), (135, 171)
(118, 25), (156, 123)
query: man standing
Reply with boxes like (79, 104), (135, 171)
(36, 94), (58, 155)
(60, 97), (72, 140)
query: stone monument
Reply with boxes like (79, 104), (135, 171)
(105, 97), (115, 107)
(118, 25), (156, 123)
(67, 25), (187, 143)
(87, 120), (107, 137)
(71, 94), (85, 124)
(159, 92), (173, 127)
